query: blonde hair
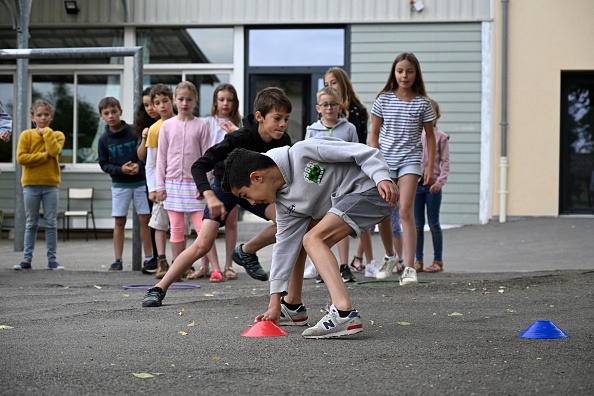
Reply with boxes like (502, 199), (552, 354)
(30, 99), (54, 115)
(316, 87), (341, 104)
(175, 81), (198, 99)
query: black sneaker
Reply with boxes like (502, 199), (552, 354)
(108, 261), (123, 271)
(142, 287), (166, 307)
(315, 273), (324, 284)
(231, 244), (268, 281)
(340, 264), (356, 283)
(142, 257), (158, 274)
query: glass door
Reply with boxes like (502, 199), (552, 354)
(248, 74), (315, 144)
(560, 71), (594, 214)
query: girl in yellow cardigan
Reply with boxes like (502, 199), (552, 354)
(14, 99), (65, 270)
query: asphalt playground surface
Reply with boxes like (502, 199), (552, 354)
(0, 217), (593, 395)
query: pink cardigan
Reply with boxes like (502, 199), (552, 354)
(421, 127), (450, 187)
(156, 117), (210, 191)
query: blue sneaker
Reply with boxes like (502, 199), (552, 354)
(13, 262), (32, 270)
(142, 287), (166, 307)
(231, 244), (268, 281)
(47, 261), (65, 270)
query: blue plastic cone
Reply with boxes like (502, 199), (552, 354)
(519, 320), (569, 339)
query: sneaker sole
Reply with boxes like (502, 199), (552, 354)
(142, 301), (162, 307)
(280, 317), (309, 326)
(375, 273), (392, 280)
(47, 267), (64, 270)
(400, 278), (418, 285)
(142, 268), (157, 274)
(302, 325), (363, 339)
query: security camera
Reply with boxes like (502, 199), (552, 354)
(412, 1), (425, 12)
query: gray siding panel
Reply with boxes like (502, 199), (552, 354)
(351, 23), (482, 225)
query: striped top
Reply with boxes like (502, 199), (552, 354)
(371, 92), (435, 169)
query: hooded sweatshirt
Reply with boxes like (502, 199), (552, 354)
(305, 117), (358, 143)
(98, 121), (145, 187)
(264, 136), (392, 294)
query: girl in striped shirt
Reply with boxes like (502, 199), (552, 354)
(370, 52), (436, 285)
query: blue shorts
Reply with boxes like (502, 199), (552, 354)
(203, 183), (270, 227)
(389, 164), (422, 179)
(111, 185), (150, 217)
(329, 187), (396, 238)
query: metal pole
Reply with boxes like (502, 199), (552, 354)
(499, 0), (509, 223)
(13, 0), (32, 252)
(131, 47), (143, 271)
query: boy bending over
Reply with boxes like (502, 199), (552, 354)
(222, 137), (398, 339)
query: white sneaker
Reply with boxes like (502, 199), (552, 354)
(364, 260), (377, 278)
(400, 267), (418, 285)
(303, 258), (318, 279)
(376, 256), (399, 279)
(301, 304), (363, 339)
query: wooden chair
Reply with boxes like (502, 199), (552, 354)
(62, 187), (97, 241)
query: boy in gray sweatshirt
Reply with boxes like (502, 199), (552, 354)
(222, 137), (398, 339)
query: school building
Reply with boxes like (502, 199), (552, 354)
(0, 0), (593, 234)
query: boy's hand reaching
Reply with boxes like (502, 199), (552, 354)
(254, 307), (281, 325)
(220, 120), (239, 133)
(378, 180), (399, 205)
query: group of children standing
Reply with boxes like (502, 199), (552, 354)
(12, 51), (451, 340)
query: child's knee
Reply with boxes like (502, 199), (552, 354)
(114, 217), (127, 227)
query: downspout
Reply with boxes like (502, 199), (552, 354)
(499, 0), (509, 223)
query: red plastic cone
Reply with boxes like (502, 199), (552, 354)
(241, 321), (288, 337)
(519, 320), (569, 339)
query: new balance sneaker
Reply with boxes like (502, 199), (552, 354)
(155, 258), (169, 279)
(108, 261), (123, 271)
(303, 258), (318, 279)
(364, 260), (377, 278)
(400, 267), (418, 285)
(279, 302), (309, 326)
(142, 287), (166, 307)
(315, 273), (324, 284)
(231, 244), (268, 281)
(340, 264), (356, 283)
(376, 255), (399, 279)
(13, 262), (32, 270)
(142, 257), (158, 274)
(47, 261), (64, 270)
(301, 304), (363, 339)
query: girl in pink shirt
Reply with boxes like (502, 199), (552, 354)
(156, 82), (222, 281)
(414, 99), (450, 273)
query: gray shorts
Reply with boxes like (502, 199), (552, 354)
(148, 201), (191, 235)
(328, 187), (396, 238)
(111, 185), (150, 217)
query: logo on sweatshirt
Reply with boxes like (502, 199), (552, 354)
(304, 161), (325, 184)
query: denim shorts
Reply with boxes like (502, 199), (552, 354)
(328, 187), (396, 238)
(148, 201), (191, 234)
(389, 164), (422, 179)
(111, 185), (150, 217)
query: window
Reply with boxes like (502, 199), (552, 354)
(0, 75), (14, 163)
(31, 74), (121, 164)
(248, 28), (345, 67)
(137, 28), (234, 64)
(560, 71), (594, 214)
